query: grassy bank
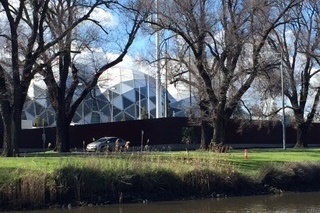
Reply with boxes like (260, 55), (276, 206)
(1, 149), (320, 211)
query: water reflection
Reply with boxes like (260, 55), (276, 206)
(11, 192), (320, 213)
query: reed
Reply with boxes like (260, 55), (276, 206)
(1, 149), (320, 211)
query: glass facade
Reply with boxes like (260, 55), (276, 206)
(23, 68), (185, 126)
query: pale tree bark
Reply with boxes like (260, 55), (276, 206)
(39, 0), (149, 152)
(148, 0), (300, 147)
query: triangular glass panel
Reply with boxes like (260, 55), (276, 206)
(120, 83), (132, 94)
(113, 95), (124, 110)
(123, 80), (134, 88)
(125, 105), (136, 117)
(123, 90), (136, 102)
(123, 96), (133, 109)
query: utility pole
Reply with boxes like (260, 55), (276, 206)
(280, 51), (286, 150)
(155, 0), (162, 118)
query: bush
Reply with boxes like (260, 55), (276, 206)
(260, 163), (320, 192)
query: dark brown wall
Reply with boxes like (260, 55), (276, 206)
(225, 121), (319, 146)
(19, 117), (190, 149)
(2, 118), (320, 150)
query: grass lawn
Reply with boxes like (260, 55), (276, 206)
(1, 148), (320, 210)
(226, 148), (320, 175)
(1, 148), (320, 178)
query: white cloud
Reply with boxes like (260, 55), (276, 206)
(90, 7), (118, 28)
(79, 7), (118, 30)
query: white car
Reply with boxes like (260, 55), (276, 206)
(86, 137), (126, 152)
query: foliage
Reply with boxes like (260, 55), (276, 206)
(260, 162), (320, 192)
(33, 117), (48, 127)
(181, 127), (198, 144)
(140, 107), (149, 119)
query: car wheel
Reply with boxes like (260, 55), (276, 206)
(101, 146), (108, 152)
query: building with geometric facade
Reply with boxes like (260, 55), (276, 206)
(22, 68), (187, 127)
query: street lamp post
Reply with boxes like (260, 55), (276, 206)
(42, 119), (46, 150)
(188, 48), (192, 109)
(139, 86), (142, 120)
(155, 0), (162, 118)
(78, 82), (86, 124)
(111, 91), (114, 122)
(164, 41), (168, 118)
(82, 102), (85, 124)
(147, 71), (150, 119)
(280, 52), (286, 150)
(110, 87), (116, 122)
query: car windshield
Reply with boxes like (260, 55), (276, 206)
(106, 138), (117, 143)
(89, 137), (122, 144)
(93, 138), (107, 143)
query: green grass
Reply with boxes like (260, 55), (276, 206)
(226, 148), (320, 175)
(1, 148), (320, 210)
(1, 148), (320, 178)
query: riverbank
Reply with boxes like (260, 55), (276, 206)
(1, 149), (320, 211)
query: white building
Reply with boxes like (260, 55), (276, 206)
(22, 68), (187, 126)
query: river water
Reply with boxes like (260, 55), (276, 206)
(10, 192), (320, 213)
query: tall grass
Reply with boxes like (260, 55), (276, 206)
(1, 149), (320, 211)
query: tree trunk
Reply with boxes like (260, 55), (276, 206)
(1, 103), (13, 157)
(0, 96), (23, 157)
(55, 110), (70, 152)
(212, 115), (227, 144)
(12, 107), (21, 156)
(200, 120), (212, 149)
(199, 99), (211, 149)
(295, 123), (309, 148)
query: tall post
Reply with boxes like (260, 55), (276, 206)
(164, 40), (168, 117)
(110, 87), (116, 122)
(111, 91), (114, 122)
(280, 51), (286, 150)
(155, 0), (162, 118)
(82, 102), (85, 124)
(140, 130), (144, 152)
(189, 49), (192, 108)
(147, 70), (150, 119)
(78, 82), (85, 124)
(139, 86), (142, 119)
(42, 119), (46, 150)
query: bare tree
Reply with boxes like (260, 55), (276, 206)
(0, 0), (53, 156)
(147, 0), (300, 147)
(37, 0), (149, 152)
(264, 0), (320, 147)
(0, 0), (108, 156)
